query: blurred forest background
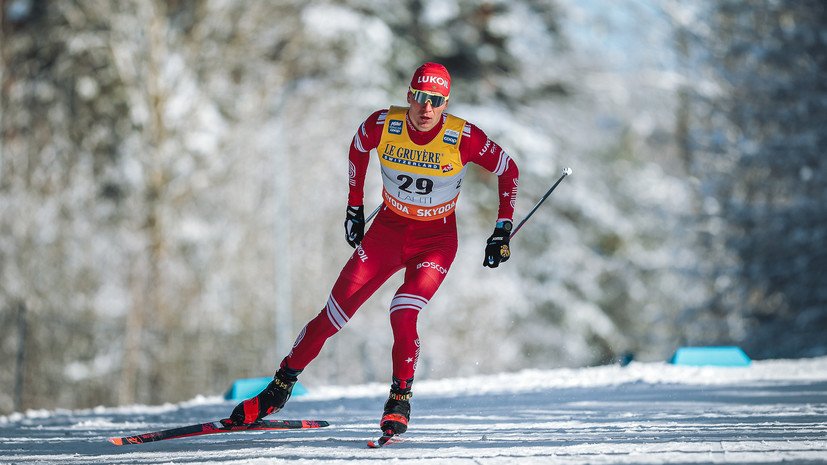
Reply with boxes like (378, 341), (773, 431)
(1, 0), (825, 415)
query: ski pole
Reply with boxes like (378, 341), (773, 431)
(510, 167), (572, 239)
(366, 204), (381, 224)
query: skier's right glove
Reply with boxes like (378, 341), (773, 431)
(344, 205), (365, 248)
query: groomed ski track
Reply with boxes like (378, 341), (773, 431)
(1, 358), (826, 464)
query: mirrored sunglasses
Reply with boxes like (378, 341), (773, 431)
(409, 87), (448, 107)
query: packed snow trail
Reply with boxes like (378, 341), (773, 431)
(1, 358), (826, 464)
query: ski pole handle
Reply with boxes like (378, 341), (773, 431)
(510, 167), (572, 239)
(348, 205), (381, 243)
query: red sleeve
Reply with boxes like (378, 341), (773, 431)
(347, 109), (387, 207)
(460, 123), (519, 222)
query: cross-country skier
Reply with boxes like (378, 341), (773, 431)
(230, 62), (520, 437)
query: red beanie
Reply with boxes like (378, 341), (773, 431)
(410, 62), (451, 97)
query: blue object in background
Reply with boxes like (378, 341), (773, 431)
(670, 346), (752, 367)
(224, 377), (308, 400)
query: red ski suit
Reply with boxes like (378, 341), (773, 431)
(282, 108), (519, 385)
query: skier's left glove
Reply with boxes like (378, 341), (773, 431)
(344, 205), (365, 248)
(483, 221), (512, 268)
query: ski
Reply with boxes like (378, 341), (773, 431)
(367, 430), (406, 448)
(109, 418), (329, 445)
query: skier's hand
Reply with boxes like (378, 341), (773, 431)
(344, 205), (365, 248)
(483, 221), (512, 268)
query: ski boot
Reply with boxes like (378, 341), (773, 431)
(229, 367), (301, 425)
(380, 383), (412, 435)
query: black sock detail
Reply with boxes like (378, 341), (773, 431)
(278, 365), (303, 381)
(391, 376), (414, 390)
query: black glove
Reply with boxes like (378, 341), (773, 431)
(344, 205), (365, 248)
(483, 221), (512, 268)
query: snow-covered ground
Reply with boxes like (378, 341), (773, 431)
(2, 357), (826, 464)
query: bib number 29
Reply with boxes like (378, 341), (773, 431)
(397, 175), (434, 195)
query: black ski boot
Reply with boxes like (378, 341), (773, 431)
(229, 367), (301, 425)
(380, 382), (412, 435)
